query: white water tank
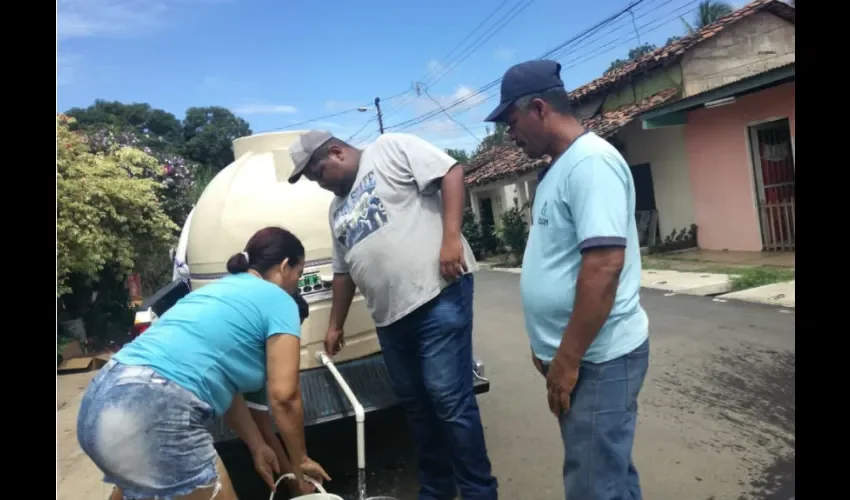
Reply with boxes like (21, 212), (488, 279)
(185, 131), (379, 369)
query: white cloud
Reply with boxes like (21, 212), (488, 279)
(232, 103), (299, 115)
(493, 48), (517, 61)
(58, 0), (168, 39)
(57, 0), (230, 39)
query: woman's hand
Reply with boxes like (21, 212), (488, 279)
(301, 456), (332, 482)
(251, 444), (280, 491)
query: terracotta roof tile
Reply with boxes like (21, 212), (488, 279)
(569, 0), (795, 102)
(464, 88), (679, 187)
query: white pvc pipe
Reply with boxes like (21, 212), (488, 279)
(315, 351), (366, 470)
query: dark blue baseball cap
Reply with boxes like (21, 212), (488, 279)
(484, 59), (565, 122)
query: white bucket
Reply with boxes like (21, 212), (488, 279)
(271, 474), (343, 500)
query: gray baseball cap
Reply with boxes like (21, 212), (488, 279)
(287, 130), (334, 183)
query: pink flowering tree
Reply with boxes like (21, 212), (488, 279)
(86, 126), (201, 228)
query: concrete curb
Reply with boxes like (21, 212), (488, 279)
(482, 267), (795, 307)
(639, 269), (735, 296)
(716, 280), (795, 308)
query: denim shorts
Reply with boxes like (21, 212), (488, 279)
(76, 359), (220, 499)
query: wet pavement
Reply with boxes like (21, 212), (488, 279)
(219, 269), (795, 500)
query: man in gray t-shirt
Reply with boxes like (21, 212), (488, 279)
(289, 130), (497, 499)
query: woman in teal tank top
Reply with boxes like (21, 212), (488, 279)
(76, 226), (330, 499)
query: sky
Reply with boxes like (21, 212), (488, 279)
(57, 0), (749, 154)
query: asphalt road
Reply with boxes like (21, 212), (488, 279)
(221, 269), (795, 500)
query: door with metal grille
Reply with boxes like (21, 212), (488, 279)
(748, 119), (796, 251)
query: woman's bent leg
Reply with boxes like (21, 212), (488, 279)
(173, 455), (238, 500)
(108, 455), (238, 500)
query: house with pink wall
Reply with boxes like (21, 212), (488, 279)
(465, 0), (795, 253)
(641, 71), (795, 252)
(640, 0), (795, 252)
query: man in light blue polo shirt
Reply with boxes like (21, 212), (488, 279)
(485, 59), (650, 500)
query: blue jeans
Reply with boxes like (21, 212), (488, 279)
(544, 338), (649, 500)
(377, 274), (498, 500)
(77, 359), (219, 499)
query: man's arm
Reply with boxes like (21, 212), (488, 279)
(556, 248), (624, 364)
(385, 133), (471, 280)
(440, 163), (465, 241)
(328, 272), (356, 331)
(556, 156), (630, 362)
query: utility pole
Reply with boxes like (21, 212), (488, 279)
(374, 97), (384, 134)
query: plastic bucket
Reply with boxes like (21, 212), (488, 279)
(271, 474), (343, 500)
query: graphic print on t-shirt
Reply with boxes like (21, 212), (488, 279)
(332, 170), (389, 249)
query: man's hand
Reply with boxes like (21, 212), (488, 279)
(324, 327), (345, 356)
(545, 353), (580, 416)
(251, 444), (280, 491)
(440, 236), (467, 281)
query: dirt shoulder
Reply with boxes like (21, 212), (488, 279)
(57, 371), (116, 500)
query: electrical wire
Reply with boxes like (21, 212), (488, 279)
(382, 0), (530, 121)
(386, 0), (717, 131)
(421, 87), (481, 143)
(384, 0), (652, 131)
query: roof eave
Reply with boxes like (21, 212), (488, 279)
(638, 62), (795, 124)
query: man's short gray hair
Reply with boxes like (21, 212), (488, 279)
(514, 87), (573, 115)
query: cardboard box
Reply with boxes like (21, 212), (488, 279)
(57, 340), (113, 374)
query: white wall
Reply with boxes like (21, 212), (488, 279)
(471, 174), (537, 228)
(617, 121), (695, 239)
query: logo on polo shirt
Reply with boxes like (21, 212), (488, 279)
(537, 200), (549, 226)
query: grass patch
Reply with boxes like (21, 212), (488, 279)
(642, 256), (795, 292)
(730, 266), (795, 291)
(641, 256), (742, 275)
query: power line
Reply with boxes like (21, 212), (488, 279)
(465, 0), (710, 122)
(386, 0), (722, 132)
(421, 86), (481, 143)
(419, 0), (514, 87)
(346, 116), (378, 143)
(257, 2), (529, 135)
(383, 0), (650, 131)
(423, 0), (536, 89)
(382, 0), (529, 122)
(256, 106), (370, 133)
(444, 0), (703, 122)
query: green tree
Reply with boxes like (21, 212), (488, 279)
(605, 43), (657, 74)
(65, 100), (184, 154)
(182, 106), (252, 172)
(681, 0), (734, 33)
(495, 200), (529, 266)
(472, 123), (510, 158)
(445, 148), (470, 164)
(56, 115), (178, 297)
